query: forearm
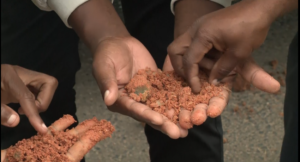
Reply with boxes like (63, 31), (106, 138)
(68, 0), (130, 53)
(254, 0), (298, 22)
(236, 0), (298, 25)
(174, 0), (224, 38)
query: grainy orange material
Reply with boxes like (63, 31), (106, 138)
(5, 115), (115, 162)
(270, 60), (278, 69)
(125, 68), (226, 123)
(278, 76), (286, 86)
(223, 138), (228, 143)
(233, 106), (240, 112)
(279, 112), (284, 117)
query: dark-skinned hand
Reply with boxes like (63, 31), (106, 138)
(1, 64), (58, 133)
(92, 37), (188, 139)
(168, 0), (283, 94)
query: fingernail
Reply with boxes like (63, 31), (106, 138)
(104, 90), (110, 99)
(42, 123), (47, 129)
(212, 79), (219, 85)
(7, 114), (17, 125)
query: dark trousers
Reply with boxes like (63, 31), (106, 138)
(121, 0), (224, 161)
(280, 32), (298, 162)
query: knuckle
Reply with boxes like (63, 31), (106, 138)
(167, 36), (189, 56)
(13, 65), (21, 69)
(196, 29), (210, 41)
(167, 43), (177, 56)
(47, 76), (58, 87)
(1, 64), (10, 70)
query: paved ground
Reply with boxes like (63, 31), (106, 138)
(74, 1), (298, 162)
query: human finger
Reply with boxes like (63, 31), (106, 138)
(237, 59), (280, 93)
(92, 39), (133, 106)
(168, 32), (191, 77)
(31, 75), (58, 112)
(156, 103), (187, 138)
(110, 94), (164, 126)
(112, 94), (181, 139)
(183, 36), (213, 93)
(176, 122), (189, 138)
(47, 114), (76, 134)
(10, 78), (48, 134)
(93, 58), (119, 107)
(14, 66), (58, 112)
(147, 118), (182, 139)
(66, 119), (114, 162)
(191, 103), (208, 125)
(1, 104), (20, 127)
(162, 55), (174, 72)
(67, 118), (98, 136)
(207, 87), (230, 118)
(178, 108), (193, 129)
(1, 150), (6, 162)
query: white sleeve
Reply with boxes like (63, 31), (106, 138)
(170, 0), (233, 15)
(32, 0), (114, 28)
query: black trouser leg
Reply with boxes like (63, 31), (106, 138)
(280, 32), (298, 162)
(121, 0), (224, 161)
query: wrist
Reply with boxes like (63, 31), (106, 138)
(241, 0), (298, 24)
(69, 0), (130, 53)
(174, 0), (224, 38)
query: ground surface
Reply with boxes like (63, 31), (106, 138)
(74, 1), (298, 162)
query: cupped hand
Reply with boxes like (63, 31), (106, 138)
(92, 36), (186, 139)
(162, 54), (230, 131)
(168, 0), (280, 94)
(164, 46), (280, 130)
(1, 64), (58, 134)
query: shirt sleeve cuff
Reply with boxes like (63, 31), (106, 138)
(170, 0), (232, 15)
(47, 0), (89, 28)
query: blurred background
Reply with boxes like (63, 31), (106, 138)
(75, 1), (298, 161)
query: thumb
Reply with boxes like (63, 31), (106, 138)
(209, 48), (252, 84)
(1, 104), (20, 127)
(1, 150), (6, 162)
(237, 59), (280, 93)
(92, 59), (118, 106)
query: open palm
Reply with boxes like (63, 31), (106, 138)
(163, 51), (280, 132)
(1, 115), (114, 162)
(92, 36), (186, 139)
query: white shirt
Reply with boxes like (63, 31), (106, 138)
(32, 0), (232, 28)
(171, 0), (232, 14)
